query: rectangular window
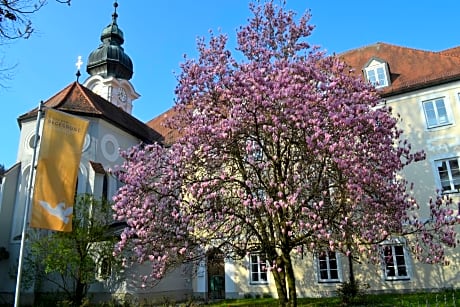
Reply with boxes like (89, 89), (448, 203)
(317, 251), (341, 283)
(423, 98), (450, 128)
(246, 139), (264, 162)
(381, 245), (410, 280)
(365, 64), (388, 88)
(435, 158), (460, 193)
(250, 254), (268, 284)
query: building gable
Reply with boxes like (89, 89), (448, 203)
(17, 82), (163, 144)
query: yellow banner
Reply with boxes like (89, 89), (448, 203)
(30, 109), (89, 232)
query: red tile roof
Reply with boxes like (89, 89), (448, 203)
(147, 42), (460, 142)
(338, 42), (460, 97)
(145, 108), (180, 145)
(18, 82), (163, 144)
(439, 46), (460, 57)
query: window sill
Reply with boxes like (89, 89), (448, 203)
(427, 123), (454, 130)
(384, 278), (411, 282)
(249, 282), (269, 286)
(318, 280), (341, 284)
(441, 190), (459, 195)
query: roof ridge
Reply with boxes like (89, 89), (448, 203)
(338, 42), (445, 57)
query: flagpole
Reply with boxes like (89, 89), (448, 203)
(14, 101), (44, 307)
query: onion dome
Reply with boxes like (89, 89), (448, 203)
(86, 1), (133, 80)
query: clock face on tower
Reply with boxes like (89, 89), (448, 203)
(117, 87), (127, 103)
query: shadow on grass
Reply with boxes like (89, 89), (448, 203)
(208, 289), (460, 306)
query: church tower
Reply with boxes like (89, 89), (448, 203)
(83, 1), (139, 114)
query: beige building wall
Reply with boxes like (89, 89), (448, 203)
(221, 81), (460, 299)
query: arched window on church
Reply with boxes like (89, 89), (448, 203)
(98, 256), (111, 280)
(102, 174), (108, 200)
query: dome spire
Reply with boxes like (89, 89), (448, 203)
(112, 0), (119, 24)
(86, 0), (133, 80)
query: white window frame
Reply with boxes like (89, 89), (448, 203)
(364, 62), (390, 88)
(422, 97), (452, 129)
(249, 253), (268, 285)
(434, 157), (460, 194)
(316, 251), (342, 283)
(380, 243), (411, 281)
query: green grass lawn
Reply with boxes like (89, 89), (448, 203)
(206, 289), (460, 306)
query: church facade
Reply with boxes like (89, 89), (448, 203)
(0, 3), (198, 305)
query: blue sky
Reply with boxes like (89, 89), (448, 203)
(1, 0), (459, 168)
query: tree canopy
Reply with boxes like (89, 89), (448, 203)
(0, 0), (71, 86)
(112, 2), (458, 306)
(0, 0), (70, 41)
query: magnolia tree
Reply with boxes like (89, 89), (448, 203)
(113, 2), (458, 306)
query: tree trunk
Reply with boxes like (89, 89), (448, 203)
(284, 254), (297, 307)
(271, 266), (288, 306)
(75, 279), (85, 306)
(347, 252), (359, 300)
(270, 253), (297, 307)
(75, 267), (86, 306)
(348, 253), (355, 286)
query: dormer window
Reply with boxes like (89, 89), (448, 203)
(364, 58), (390, 88)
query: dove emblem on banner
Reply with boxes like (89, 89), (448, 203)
(38, 201), (73, 224)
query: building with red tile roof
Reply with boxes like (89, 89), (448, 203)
(1, 4), (459, 302)
(146, 41), (460, 298)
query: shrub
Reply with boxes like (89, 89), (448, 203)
(336, 279), (369, 305)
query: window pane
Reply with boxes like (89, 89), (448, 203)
(453, 178), (460, 190)
(395, 254), (406, 266)
(397, 266), (407, 276)
(377, 67), (387, 86)
(435, 99), (448, 124)
(330, 269), (339, 280)
(441, 180), (452, 192)
(394, 246), (408, 278)
(320, 269), (328, 280)
(449, 159), (460, 174)
(424, 101), (437, 126)
(438, 161), (448, 176)
(383, 246), (392, 259)
(450, 160), (460, 190)
(439, 170), (449, 181)
(386, 266), (395, 277)
(367, 70), (377, 85)
(438, 161), (451, 191)
(383, 246), (395, 277)
(329, 258), (337, 270)
(394, 245), (404, 255)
